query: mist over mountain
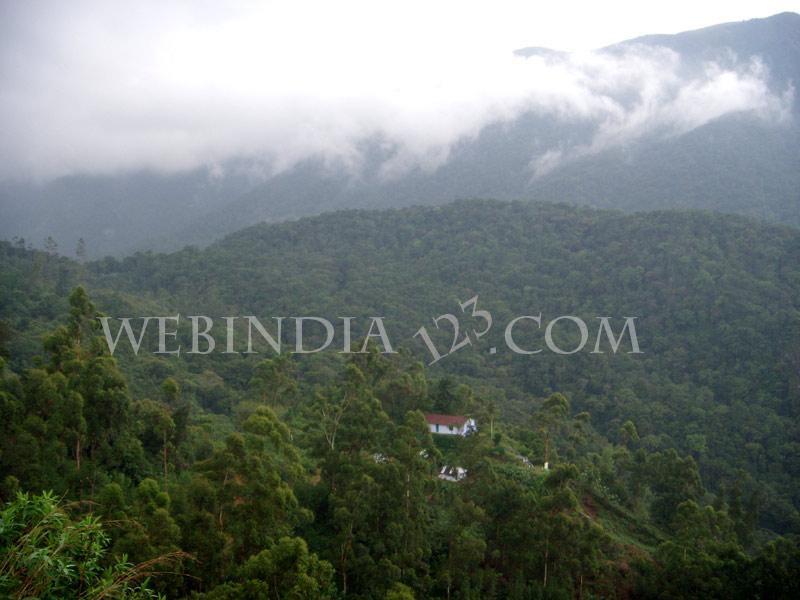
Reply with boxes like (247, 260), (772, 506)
(0, 12), (798, 257)
(3, 7), (800, 597)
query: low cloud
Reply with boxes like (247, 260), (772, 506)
(529, 51), (794, 177)
(0, 2), (793, 183)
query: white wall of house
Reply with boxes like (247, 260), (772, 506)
(428, 418), (477, 436)
(428, 423), (459, 436)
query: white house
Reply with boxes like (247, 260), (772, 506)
(424, 413), (476, 436)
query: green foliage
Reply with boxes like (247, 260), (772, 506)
(21, 202), (792, 534)
(2, 202), (800, 597)
(196, 536), (336, 599)
(250, 354), (298, 407)
(0, 491), (162, 599)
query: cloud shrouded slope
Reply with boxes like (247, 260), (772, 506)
(0, 2), (794, 182)
(0, 6), (798, 258)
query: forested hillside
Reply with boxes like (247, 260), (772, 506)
(1, 200), (799, 597)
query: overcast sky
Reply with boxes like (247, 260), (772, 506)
(1, 0), (797, 181)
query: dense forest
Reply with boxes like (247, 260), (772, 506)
(1, 200), (800, 598)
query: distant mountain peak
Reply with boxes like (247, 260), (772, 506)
(512, 46), (568, 60)
(610, 11), (800, 50)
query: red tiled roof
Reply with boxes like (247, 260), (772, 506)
(425, 413), (468, 426)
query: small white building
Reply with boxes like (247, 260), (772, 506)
(438, 465), (467, 482)
(425, 413), (476, 436)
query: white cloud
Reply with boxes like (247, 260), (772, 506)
(0, 1), (794, 182)
(529, 52), (794, 177)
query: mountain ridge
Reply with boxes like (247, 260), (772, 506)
(1, 12), (798, 257)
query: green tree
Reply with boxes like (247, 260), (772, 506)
(197, 536), (336, 599)
(136, 399), (176, 486)
(250, 354), (298, 407)
(76, 238), (87, 262)
(42, 288), (135, 485)
(536, 393), (570, 466)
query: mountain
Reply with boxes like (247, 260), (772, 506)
(0, 166), (260, 258)
(1, 12), (798, 257)
(3, 200), (799, 535)
(616, 11), (800, 86)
